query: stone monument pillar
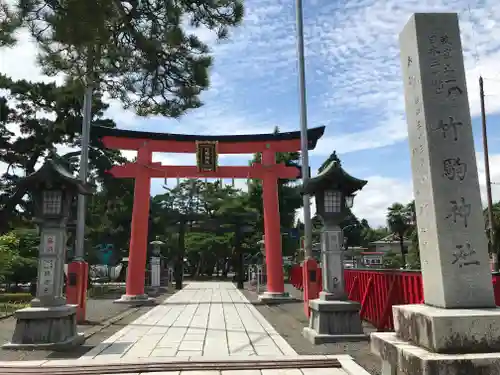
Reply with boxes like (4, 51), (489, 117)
(372, 13), (500, 374)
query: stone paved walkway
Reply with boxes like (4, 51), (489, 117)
(43, 281), (371, 374)
(80, 282), (296, 360)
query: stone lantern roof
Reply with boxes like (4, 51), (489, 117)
(302, 160), (367, 196)
(16, 156), (94, 195)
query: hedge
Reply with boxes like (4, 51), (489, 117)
(0, 293), (32, 303)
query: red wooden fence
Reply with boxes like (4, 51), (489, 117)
(289, 265), (500, 331)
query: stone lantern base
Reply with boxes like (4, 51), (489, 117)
(257, 291), (294, 304)
(2, 305), (84, 350)
(114, 294), (157, 306)
(302, 293), (367, 344)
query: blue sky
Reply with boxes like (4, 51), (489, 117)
(2, 0), (500, 227)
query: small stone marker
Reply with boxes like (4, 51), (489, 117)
(399, 12), (495, 309)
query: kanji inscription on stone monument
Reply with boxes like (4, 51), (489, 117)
(37, 234), (58, 297)
(399, 13), (494, 308)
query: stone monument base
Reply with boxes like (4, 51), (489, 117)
(303, 298), (367, 344)
(372, 332), (500, 375)
(114, 294), (157, 306)
(391, 304), (500, 353)
(371, 304), (500, 374)
(257, 292), (294, 304)
(2, 305), (84, 350)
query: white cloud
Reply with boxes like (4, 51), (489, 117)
(304, 2), (500, 154)
(4, 1), (500, 151)
(4, 1), (500, 227)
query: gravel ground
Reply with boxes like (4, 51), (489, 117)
(241, 284), (381, 375)
(0, 286), (175, 361)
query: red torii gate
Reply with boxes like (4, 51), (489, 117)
(94, 125), (325, 302)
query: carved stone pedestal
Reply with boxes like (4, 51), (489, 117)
(302, 295), (367, 344)
(372, 304), (500, 375)
(257, 292), (294, 304)
(2, 305), (84, 350)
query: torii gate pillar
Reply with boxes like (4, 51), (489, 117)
(115, 147), (155, 305)
(259, 149), (287, 301)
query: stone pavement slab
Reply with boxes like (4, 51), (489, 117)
(0, 354), (368, 374)
(101, 372), (345, 375)
(242, 287), (380, 375)
(80, 282), (297, 360)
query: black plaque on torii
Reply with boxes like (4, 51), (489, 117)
(196, 141), (218, 172)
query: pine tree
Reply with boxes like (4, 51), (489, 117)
(0, 74), (125, 233)
(1, 0), (244, 117)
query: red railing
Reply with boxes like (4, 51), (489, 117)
(289, 265), (500, 331)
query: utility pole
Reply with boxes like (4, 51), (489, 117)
(74, 85), (93, 261)
(295, 0), (312, 260)
(67, 49), (94, 322)
(479, 76), (497, 271)
(295, 0), (320, 313)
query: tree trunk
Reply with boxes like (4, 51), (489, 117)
(222, 260), (228, 278)
(175, 221), (185, 290)
(400, 235), (406, 269)
(195, 255), (202, 278)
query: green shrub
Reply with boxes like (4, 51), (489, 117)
(8, 256), (38, 284)
(0, 230), (38, 285)
(0, 293), (33, 303)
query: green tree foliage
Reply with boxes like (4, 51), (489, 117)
(0, 233), (17, 282)
(0, 3), (20, 47)
(0, 75), (125, 234)
(382, 251), (404, 269)
(148, 180), (259, 278)
(184, 231), (232, 277)
(386, 202), (414, 268)
(86, 179), (136, 264)
(0, 231), (38, 286)
(340, 214), (366, 249)
(360, 226), (389, 247)
(1, 0), (243, 117)
(406, 247), (421, 270)
(484, 202), (500, 256)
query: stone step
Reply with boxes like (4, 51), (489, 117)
(0, 357), (341, 375)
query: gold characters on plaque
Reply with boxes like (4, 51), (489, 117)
(196, 141), (218, 172)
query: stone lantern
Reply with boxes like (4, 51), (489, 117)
(301, 159), (368, 344)
(3, 156), (93, 350)
(237, 223), (255, 289)
(149, 236), (164, 289)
